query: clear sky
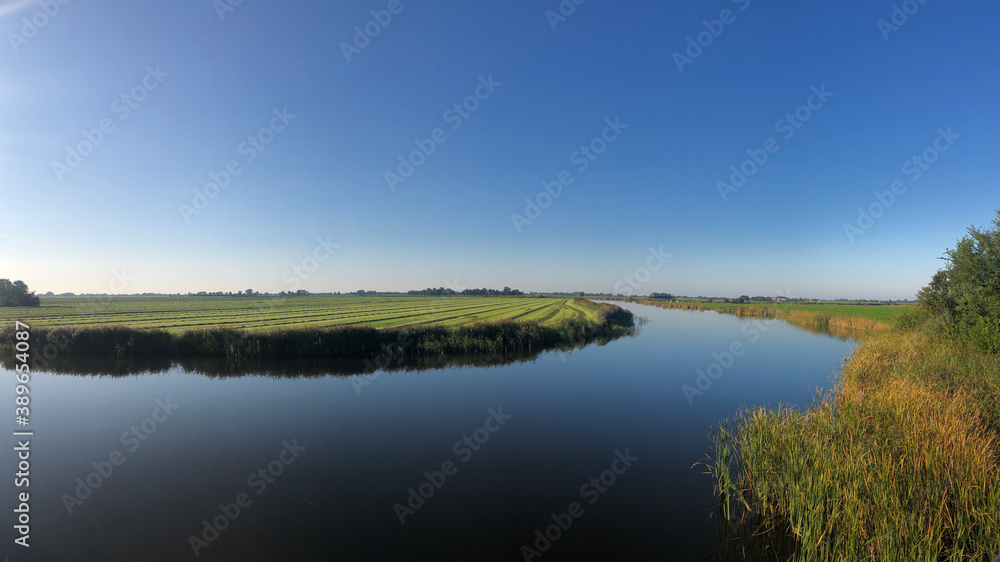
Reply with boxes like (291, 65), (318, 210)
(1, 0), (997, 299)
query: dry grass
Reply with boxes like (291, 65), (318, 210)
(706, 327), (1000, 560)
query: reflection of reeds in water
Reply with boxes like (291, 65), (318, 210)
(0, 345), (583, 379)
(700, 329), (1000, 560)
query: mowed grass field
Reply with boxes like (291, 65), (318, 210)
(0, 295), (601, 333)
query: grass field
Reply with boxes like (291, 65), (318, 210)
(0, 295), (601, 332)
(0, 295), (633, 362)
(668, 299), (915, 322)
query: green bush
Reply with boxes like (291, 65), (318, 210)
(918, 209), (1000, 353)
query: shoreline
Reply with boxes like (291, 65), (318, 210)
(0, 301), (636, 365)
(673, 301), (1000, 558)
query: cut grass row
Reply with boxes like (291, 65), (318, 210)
(0, 299), (637, 363)
(0, 295), (587, 332)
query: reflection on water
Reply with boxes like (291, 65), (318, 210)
(0, 303), (855, 561)
(0, 334), (635, 379)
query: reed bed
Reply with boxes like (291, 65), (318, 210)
(706, 328), (1000, 560)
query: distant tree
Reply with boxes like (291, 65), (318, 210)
(245, 289), (254, 296)
(0, 279), (41, 307)
(918, 209), (1000, 352)
(409, 286), (522, 297)
(649, 292), (675, 300)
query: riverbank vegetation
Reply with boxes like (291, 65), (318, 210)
(0, 298), (635, 362)
(634, 298), (891, 340)
(632, 297), (911, 325)
(704, 212), (1000, 560)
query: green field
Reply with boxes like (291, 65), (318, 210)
(0, 295), (601, 332)
(669, 299), (915, 322)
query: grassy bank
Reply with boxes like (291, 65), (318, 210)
(687, 309), (1000, 558)
(1, 300), (635, 363)
(634, 298), (891, 339)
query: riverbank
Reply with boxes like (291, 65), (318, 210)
(685, 301), (1000, 559)
(632, 298), (892, 339)
(0, 300), (635, 363)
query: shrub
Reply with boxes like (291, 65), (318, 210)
(918, 209), (1000, 353)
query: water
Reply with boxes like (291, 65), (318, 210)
(2, 302), (856, 561)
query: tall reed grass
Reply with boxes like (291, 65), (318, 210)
(703, 325), (1000, 560)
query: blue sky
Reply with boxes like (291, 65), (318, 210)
(0, 0), (996, 299)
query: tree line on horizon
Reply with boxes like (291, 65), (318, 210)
(408, 286), (524, 296)
(0, 279), (40, 307)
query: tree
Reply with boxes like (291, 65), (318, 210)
(918, 209), (1000, 353)
(0, 279), (41, 307)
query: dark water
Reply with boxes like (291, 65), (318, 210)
(2, 302), (855, 561)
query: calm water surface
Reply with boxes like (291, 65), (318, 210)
(2, 302), (856, 561)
